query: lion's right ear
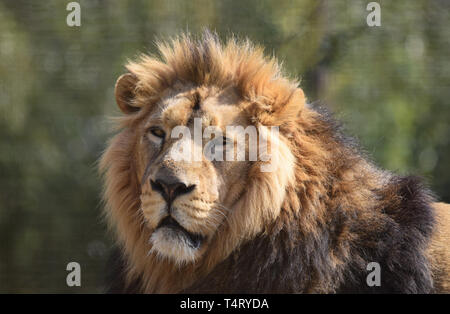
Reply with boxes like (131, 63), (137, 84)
(114, 73), (141, 114)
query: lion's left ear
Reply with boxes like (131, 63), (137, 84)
(114, 73), (142, 114)
(271, 88), (305, 124)
(249, 87), (306, 126)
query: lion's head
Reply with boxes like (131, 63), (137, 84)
(100, 32), (307, 292)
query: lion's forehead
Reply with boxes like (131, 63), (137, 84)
(145, 86), (249, 131)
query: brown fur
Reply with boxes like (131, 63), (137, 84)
(428, 203), (450, 292)
(100, 31), (449, 293)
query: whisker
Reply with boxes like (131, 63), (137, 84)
(215, 203), (231, 212)
(212, 204), (232, 225)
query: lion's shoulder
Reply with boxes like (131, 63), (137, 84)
(429, 202), (450, 293)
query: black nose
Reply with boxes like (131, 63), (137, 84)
(150, 179), (196, 203)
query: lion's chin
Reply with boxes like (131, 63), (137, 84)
(149, 216), (205, 264)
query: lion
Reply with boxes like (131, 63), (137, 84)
(100, 32), (450, 293)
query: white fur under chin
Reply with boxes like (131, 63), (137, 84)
(149, 227), (198, 265)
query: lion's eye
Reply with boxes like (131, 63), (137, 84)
(147, 127), (166, 144)
(150, 128), (165, 138)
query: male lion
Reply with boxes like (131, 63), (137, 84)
(100, 32), (450, 293)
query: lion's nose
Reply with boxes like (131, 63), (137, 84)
(150, 179), (196, 203)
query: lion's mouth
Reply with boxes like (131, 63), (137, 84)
(156, 216), (205, 249)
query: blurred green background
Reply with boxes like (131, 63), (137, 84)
(0, 0), (448, 293)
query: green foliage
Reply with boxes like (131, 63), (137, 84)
(0, 0), (448, 292)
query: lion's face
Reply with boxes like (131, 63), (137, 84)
(103, 35), (303, 284)
(133, 84), (253, 263)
